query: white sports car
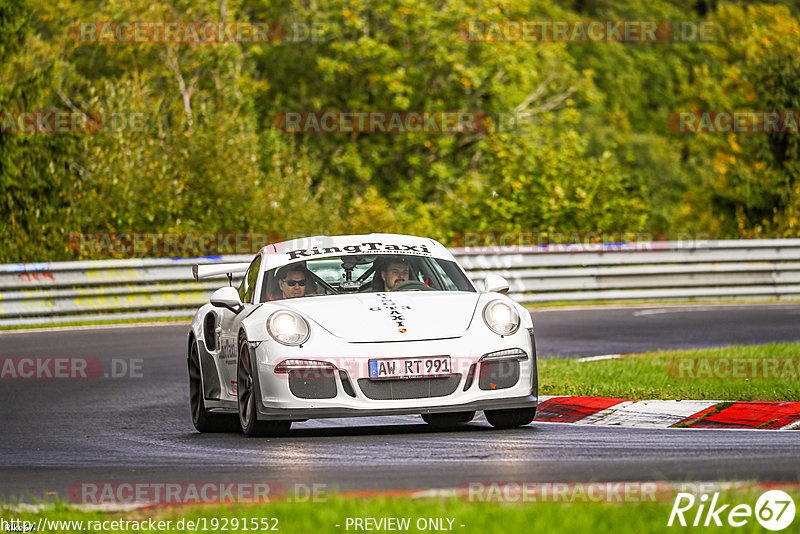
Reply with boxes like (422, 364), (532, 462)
(188, 234), (537, 436)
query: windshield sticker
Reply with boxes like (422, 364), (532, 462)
(286, 242), (431, 260)
(370, 293), (412, 333)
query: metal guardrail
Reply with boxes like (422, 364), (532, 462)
(1, 239), (799, 326)
(453, 239), (800, 303)
(0, 256), (248, 327)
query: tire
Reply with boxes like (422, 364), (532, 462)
(188, 340), (238, 433)
(421, 411), (475, 428)
(237, 335), (291, 437)
(485, 407), (536, 429)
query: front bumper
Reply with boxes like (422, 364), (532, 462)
(249, 326), (538, 421)
(255, 394), (537, 420)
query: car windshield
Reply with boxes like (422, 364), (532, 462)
(261, 254), (475, 301)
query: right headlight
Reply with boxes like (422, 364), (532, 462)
(267, 310), (310, 346)
(482, 300), (520, 336)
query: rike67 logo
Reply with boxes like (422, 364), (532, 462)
(668, 490), (795, 530)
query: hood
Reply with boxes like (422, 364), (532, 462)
(280, 292), (481, 342)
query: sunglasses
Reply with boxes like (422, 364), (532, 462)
(284, 279), (306, 287)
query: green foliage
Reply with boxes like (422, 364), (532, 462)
(2, 0), (799, 262)
(447, 116), (647, 235)
(0, 0), (28, 61)
(675, 3), (800, 236)
(0, 0), (81, 262)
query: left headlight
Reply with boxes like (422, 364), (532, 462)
(267, 310), (310, 346)
(482, 300), (520, 336)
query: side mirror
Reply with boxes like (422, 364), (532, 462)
(210, 286), (244, 313)
(484, 274), (510, 294)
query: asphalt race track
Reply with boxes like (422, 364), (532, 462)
(2, 303), (800, 502)
(533, 303), (800, 357)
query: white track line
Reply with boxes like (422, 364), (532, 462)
(575, 354), (623, 362)
(633, 303), (800, 316)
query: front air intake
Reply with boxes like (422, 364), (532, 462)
(288, 368), (337, 399)
(357, 375), (461, 400)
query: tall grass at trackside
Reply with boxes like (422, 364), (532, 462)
(539, 343), (800, 401)
(4, 487), (799, 534)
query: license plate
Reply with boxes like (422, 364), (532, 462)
(369, 356), (451, 379)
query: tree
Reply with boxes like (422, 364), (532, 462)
(0, 0), (81, 262)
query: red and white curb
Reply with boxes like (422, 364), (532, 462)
(535, 396), (800, 429)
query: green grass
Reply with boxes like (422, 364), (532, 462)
(540, 343), (800, 400)
(4, 487), (798, 534)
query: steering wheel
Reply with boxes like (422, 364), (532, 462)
(392, 280), (433, 291)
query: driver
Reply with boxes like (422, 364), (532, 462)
(380, 260), (410, 291)
(277, 265), (308, 299)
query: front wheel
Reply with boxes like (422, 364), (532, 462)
(485, 407), (536, 429)
(237, 336), (291, 437)
(421, 411), (475, 428)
